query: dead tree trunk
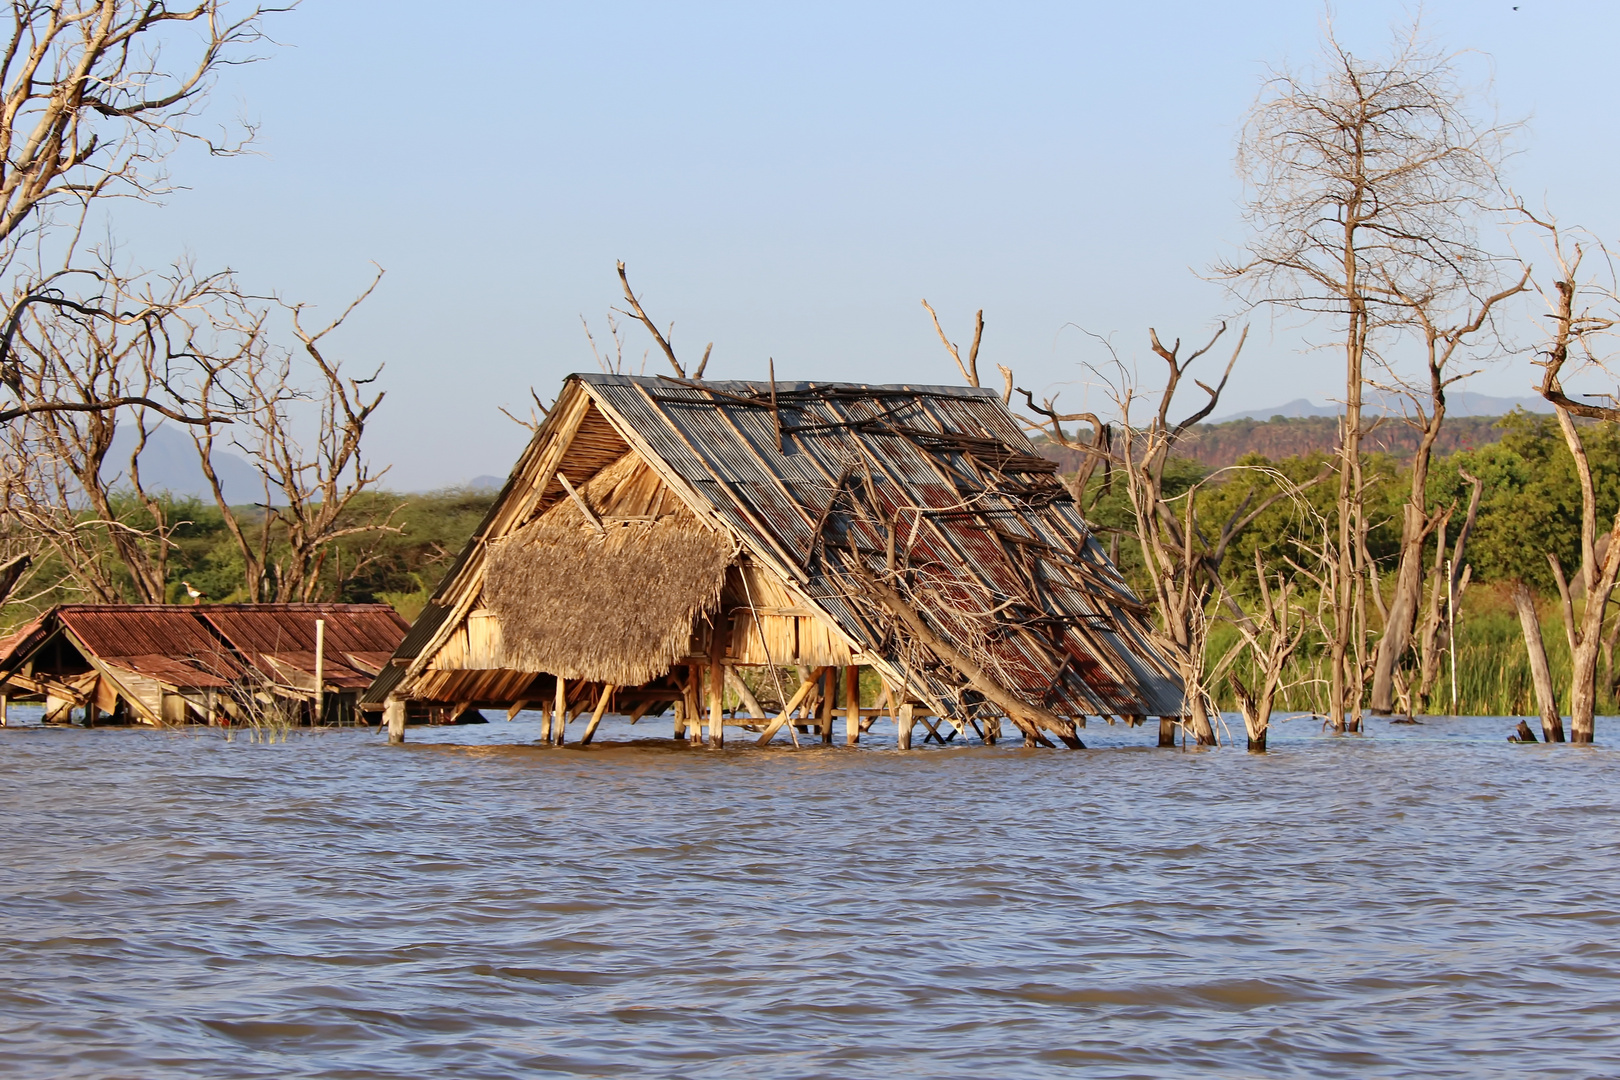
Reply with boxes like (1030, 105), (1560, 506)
(1512, 584), (1564, 742)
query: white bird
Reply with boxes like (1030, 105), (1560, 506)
(181, 580), (204, 604)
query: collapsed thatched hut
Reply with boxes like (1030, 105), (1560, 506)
(363, 374), (1183, 747)
(0, 603), (408, 726)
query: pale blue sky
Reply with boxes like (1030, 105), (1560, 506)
(112, 1), (1620, 488)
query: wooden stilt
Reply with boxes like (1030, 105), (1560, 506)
(820, 667), (835, 744)
(1158, 716), (1177, 747)
(385, 698), (405, 744)
(896, 703), (914, 749)
(580, 685), (615, 745)
(708, 663), (725, 749)
(1, 692), (7, 727)
(553, 677), (567, 745)
(688, 665), (704, 745)
(845, 666), (860, 745)
(673, 698), (685, 740)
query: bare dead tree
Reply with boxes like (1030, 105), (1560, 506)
(1021, 325), (1328, 745)
(1513, 215), (1620, 743)
(0, 1), (284, 427)
(191, 268), (400, 602)
(1215, 549), (1309, 751)
(0, 259), (252, 603)
(614, 261), (709, 379)
(1366, 270), (1527, 714)
(1411, 469), (1482, 712)
(1221, 15), (1517, 733)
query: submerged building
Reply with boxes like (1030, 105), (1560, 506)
(0, 603), (408, 726)
(364, 375), (1183, 747)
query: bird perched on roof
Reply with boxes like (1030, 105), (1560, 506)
(181, 581), (204, 605)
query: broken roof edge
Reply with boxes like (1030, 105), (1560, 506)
(571, 372), (1004, 398)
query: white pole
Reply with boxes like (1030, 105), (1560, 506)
(314, 618), (326, 724)
(1447, 560), (1458, 714)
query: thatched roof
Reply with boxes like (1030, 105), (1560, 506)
(368, 375), (1183, 719)
(486, 517), (730, 687)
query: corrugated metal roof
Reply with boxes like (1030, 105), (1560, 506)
(57, 606), (244, 686)
(1, 604), (408, 696)
(202, 605), (410, 691)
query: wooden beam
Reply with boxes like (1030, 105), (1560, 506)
(580, 685), (616, 745)
(506, 699), (530, 722)
(820, 667), (835, 744)
(724, 667), (766, 720)
(557, 471), (605, 535)
(755, 666), (827, 745)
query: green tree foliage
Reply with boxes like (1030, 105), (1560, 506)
(4, 487), (496, 627)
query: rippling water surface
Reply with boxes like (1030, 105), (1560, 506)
(1, 709), (1617, 1078)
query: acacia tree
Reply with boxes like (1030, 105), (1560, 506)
(1222, 17), (1516, 732)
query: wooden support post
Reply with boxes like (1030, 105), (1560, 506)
(1, 692), (7, 727)
(673, 697), (685, 740)
(1158, 716), (1177, 747)
(708, 666), (725, 749)
(553, 677), (567, 745)
(689, 665), (704, 745)
(820, 667), (835, 743)
(897, 703), (914, 750)
(314, 618), (326, 724)
(385, 699), (406, 745)
(580, 685), (615, 745)
(708, 616), (726, 748)
(507, 699), (530, 722)
(845, 666), (860, 745)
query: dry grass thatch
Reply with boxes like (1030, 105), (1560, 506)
(484, 515), (732, 685)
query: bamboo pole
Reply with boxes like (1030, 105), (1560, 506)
(580, 685), (615, 744)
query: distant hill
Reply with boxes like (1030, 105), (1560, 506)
(104, 425), (263, 504)
(1038, 413), (1521, 472)
(1213, 391), (1552, 423)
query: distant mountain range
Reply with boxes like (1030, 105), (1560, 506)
(104, 425), (265, 505)
(1212, 391), (1552, 423)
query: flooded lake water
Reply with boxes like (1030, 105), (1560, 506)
(1, 709), (1616, 1078)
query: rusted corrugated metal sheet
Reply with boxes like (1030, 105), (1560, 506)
(1, 604), (408, 698)
(57, 606), (243, 687)
(202, 605), (409, 690)
(574, 375), (1183, 718)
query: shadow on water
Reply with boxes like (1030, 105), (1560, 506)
(0, 705), (1616, 1079)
